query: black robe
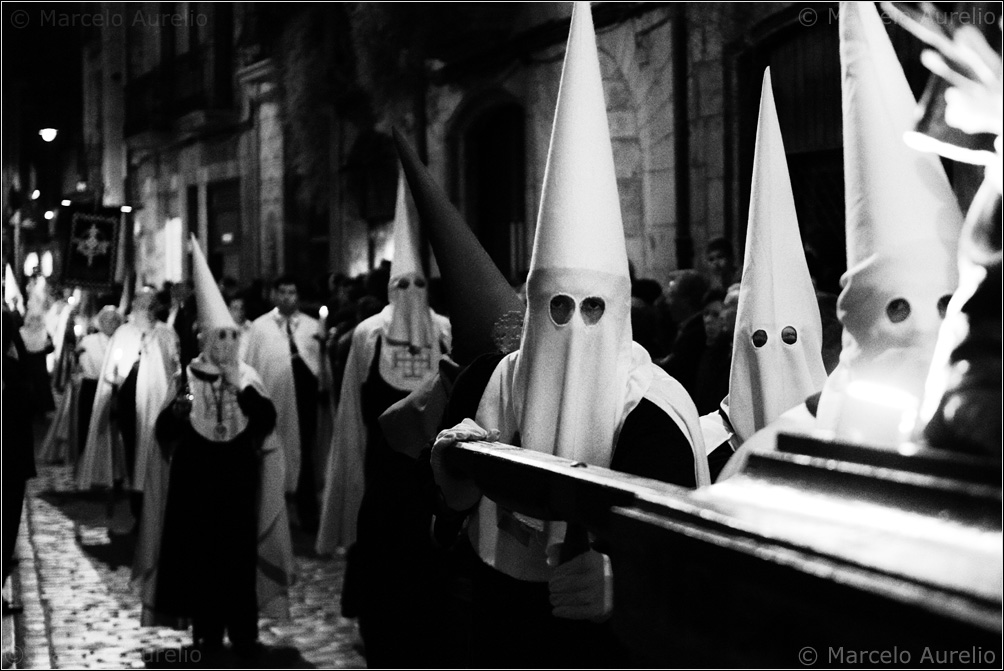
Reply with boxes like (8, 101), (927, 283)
(153, 384), (276, 646)
(347, 337), (446, 668)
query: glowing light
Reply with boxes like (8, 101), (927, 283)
(31, 190), (40, 200)
(23, 252), (39, 276)
(836, 380), (920, 447)
(74, 324), (84, 337)
(61, 200), (71, 207)
(44, 211), (54, 220)
(39, 128), (58, 142)
(120, 205), (133, 213)
(319, 306), (328, 320)
(75, 181), (87, 192)
(41, 252), (53, 277)
(221, 232), (234, 244)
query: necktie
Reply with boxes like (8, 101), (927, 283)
(286, 318), (300, 358)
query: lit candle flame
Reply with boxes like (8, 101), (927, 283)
(318, 306), (329, 339)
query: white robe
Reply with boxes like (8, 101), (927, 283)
(76, 320), (180, 491)
(315, 305), (452, 555)
(243, 309), (323, 493)
(469, 342), (709, 580)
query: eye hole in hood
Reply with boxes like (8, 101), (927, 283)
(580, 297), (605, 325)
(549, 294), (575, 325)
(887, 298), (911, 324)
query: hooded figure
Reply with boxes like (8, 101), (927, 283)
(814, 1), (963, 446)
(718, 2), (966, 481)
(76, 286), (180, 514)
(316, 169), (452, 556)
(701, 70), (827, 478)
(331, 130), (529, 668)
(431, 4), (708, 666)
(881, 3), (1004, 456)
(152, 236), (294, 650)
(40, 305), (124, 466)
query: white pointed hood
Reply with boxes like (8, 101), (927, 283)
(4, 264), (24, 316)
(816, 1), (964, 444)
(190, 234), (237, 332)
(189, 235), (240, 377)
(386, 168), (435, 352)
(512, 1), (638, 470)
(727, 69), (827, 444)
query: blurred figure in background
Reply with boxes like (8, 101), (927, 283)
(3, 306), (36, 614)
(19, 308), (56, 416)
(658, 269), (710, 398)
(705, 237), (739, 292)
(693, 288), (732, 415)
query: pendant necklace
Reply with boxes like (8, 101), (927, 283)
(213, 379), (228, 440)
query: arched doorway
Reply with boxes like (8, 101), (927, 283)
(452, 99), (526, 282)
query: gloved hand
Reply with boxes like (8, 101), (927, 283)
(547, 546), (613, 622)
(431, 418), (499, 511)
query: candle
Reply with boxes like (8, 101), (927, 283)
(318, 306), (328, 336)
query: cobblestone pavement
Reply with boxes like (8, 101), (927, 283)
(4, 458), (367, 670)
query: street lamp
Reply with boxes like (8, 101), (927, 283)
(39, 128), (58, 143)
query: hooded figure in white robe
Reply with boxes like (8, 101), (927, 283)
(700, 70), (827, 480)
(719, 1), (964, 480)
(75, 287), (181, 620)
(430, 4), (708, 666)
(76, 288), (180, 494)
(316, 170), (452, 556)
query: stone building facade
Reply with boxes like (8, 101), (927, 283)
(80, 2), (984, 296)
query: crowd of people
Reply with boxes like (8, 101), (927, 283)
(2, 0), (999, 667)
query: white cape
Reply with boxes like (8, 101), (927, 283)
(243, 309), (322, 493)
(470, 342), (710, 581)
(315, 305), (451, 555)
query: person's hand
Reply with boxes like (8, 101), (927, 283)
(431, 418), (498, 511)
(172, 392), (193, 419)
(547, 547), (613, 622)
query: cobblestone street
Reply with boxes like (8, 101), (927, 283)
(2, 431), (366, 669)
